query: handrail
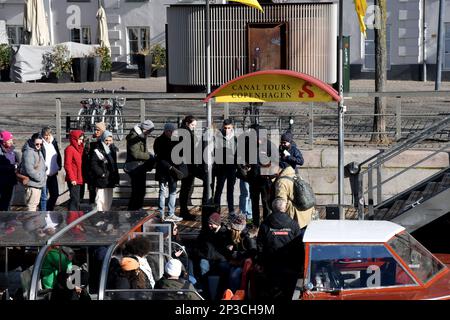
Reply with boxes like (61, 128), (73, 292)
(353, 114), (450, 219)
(358, 116), (450, 171)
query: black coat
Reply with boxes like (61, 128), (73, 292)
(0, 145), (19, 187)
(279, 143), (304, 170)
(89, 142), (119, 188)
(154, 133), (177, 183)
(257, 211), (303, 272)
(195, 224), (233, 263)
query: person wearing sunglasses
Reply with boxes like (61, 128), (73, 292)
(19, 132), (47, 211)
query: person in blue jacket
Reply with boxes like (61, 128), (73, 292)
(279, 132), (304, 170)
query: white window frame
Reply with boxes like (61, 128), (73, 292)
(6, 25), (25, 45)
(70, 26), (91, 44)
(444, 22), (450, 70)
(127, 27), (150, 64)
(361, 25), (391, 72)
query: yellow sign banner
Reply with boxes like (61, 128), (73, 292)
(211, 72), (339, 103)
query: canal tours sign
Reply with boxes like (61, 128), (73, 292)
(204, 70), (341, 103)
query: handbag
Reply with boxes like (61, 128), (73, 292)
(15, 162), (30, 185)
(123, 160), (144, 174)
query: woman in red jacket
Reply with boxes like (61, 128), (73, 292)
(64, 130), (85, 211)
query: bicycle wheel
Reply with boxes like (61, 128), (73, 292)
(77, 107), (90, 132)
(103, 108), (124, 141)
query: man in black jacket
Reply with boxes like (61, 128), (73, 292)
(279, 132), (304, 170)
(154, 123), (184, 222)
(256, 197), (304, 300)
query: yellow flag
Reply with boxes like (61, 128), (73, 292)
(354, 0), (368, 38)
(228, 0), (264, 13)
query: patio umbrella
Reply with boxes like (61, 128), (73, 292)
(96, 5), (110, 52)
(23, 0), (50, 46)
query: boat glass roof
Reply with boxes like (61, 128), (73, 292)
(0, 212), (68, 246)
(51, 210), (152, 245)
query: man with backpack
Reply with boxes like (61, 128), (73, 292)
(273, 164), (315, 230)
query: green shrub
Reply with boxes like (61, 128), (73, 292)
(0, 44), (12, 70)
(150, 44), (166, 69)
(95, 45), (112, 72)
(42, 44), (72, 78)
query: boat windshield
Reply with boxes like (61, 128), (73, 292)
(388, 231), (445, 284)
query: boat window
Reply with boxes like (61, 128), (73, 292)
(308, 244), (416, 290)
(388, 232), (445, 284)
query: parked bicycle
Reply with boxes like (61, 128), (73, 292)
(76, 87), (126, 140)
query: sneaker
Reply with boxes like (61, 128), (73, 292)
(165, 214), (183, 222)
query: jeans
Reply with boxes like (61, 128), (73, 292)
(40, 174), (59, 211)
(158, 180), (177, 218)
(239, 180), (252, 218)
(213, 165), (237, 212)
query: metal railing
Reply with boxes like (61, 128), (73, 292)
(347, 115), (450, 220)
(1, 90), (450, 149)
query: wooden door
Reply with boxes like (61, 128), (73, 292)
(247, 23), (287, 73)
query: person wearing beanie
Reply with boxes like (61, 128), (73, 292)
(279, 131), (304, 170)
(39, 126), (62, 211)
(0, 130), (20, 211)
(64, 130), (85, 211)
(112, 256), (152, 299)
(153, 259), (201, 300)
(89, 130), (119, 211)
(154, 122), (184, 222)
(83, 121), (107, 207)
(125, 120), (156, 210)
(208, 212), (222, 229)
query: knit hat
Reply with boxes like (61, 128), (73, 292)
(164, 123), (176, 132)
(120, 257), (140, 271)
(95, 122), (106, 133)
(229, 213), (247, 231)
(281, 132), (293, 143)
(101, 130), (113, 142)
(0, 131), (13, 142)
(208, 212), (221, 226)
(140, 120), (155, 131)
(165, 259), (182, 277)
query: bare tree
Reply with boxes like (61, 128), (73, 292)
(371, 0), (389, 144)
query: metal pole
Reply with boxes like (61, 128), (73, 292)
(338, 0), (345, 219)
(422, 0), (427, 82)
(203, 0), (213, 229)
(55, 98), (62, 145)
(435, 0), (445, 90)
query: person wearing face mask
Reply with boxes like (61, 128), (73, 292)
(125, 120), (156, 210)
(39, 126), (62, 211)
(90, 130), (119, 211)
(212, 119), (237, 215)
(20, 133), (47, 211)
(0, 131), (20, 211)
(64, 130), (85, 211)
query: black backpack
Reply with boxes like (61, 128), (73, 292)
(278, 175), (316, 210)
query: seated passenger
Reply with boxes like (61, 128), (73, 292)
(123, 236), (156, 288)
(153, 259), (201, 300)
(113, 256), (152, 300)
(40, 246), (74, 290)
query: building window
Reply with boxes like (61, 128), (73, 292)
(128, 27), (150, 64)
(363, 25), (391, 71)
(7, 25), (25, 45)
(444, 23), (450, 70)
(70, 27), (91, 44)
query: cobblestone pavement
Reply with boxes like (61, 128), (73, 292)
(1, 75), (450, 150)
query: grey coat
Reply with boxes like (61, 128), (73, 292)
(21, 141), (47, 188)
